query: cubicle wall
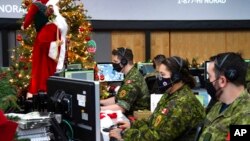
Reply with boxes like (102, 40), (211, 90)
(111, 31), (250, 63)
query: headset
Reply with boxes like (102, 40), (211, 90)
(214, 54), (238, 81)
(118, 47), (128, 66)
(170, 56), (183, 82)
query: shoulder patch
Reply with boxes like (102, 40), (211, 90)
(119, 90), (127, 98)
(161, 108), (169, 115)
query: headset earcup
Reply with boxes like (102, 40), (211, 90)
(224, 69), (238, 81)
(120, 58), (128, 66)
(171, 72), (181, 82)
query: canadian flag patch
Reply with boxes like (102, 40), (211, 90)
(161, 108), (169, 115)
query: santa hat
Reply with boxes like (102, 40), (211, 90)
(46, 0), (60, 6)
(39, 0), (49, 4)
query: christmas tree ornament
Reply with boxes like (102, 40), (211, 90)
(85, 36), (91, 41)
(100, 73), (105, 81)
(78, 26), (84, 32)
(16, 34), (23, 41)
(87, 40), (96, 53)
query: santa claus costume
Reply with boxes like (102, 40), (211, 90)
(23, 0), (68, 97)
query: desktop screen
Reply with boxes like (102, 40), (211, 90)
(65, 70), (94, 81)
(137, 62), (154, 76)
(245, 59), (250, 66)
(189, 68), (205, 88)
(47, 76), (100, 141)
(96, 63), (124, 82)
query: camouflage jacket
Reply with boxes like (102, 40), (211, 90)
(123, 85), (206, 141)
(199, 90), (250, 141)
(115, 66), (150, 115)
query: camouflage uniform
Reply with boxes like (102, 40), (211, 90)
(115, 66), (150, 115)
(123, 85), (205, 141)
(199, 90), (250, 141)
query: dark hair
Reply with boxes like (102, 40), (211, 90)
(162, 56), (195, 89)
(211, 52), (247, 86)
(112, 47), (133, 64)
(153, 54), (166, 69)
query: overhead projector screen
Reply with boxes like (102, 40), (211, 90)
(82, 0), (250, 21)
(1, 0), (249, 21)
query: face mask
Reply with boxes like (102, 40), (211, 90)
(206, 79), (223, 100)
(157, 77), (173, 93)
(112, 63), (123, 72)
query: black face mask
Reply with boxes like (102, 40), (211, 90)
(206, 79), (223, 100)
(112, 63), (123, 72)
(157, 77), (173, 93)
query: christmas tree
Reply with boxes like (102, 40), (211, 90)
(7, 0), (95, 97)
(0, 68), (20, 112)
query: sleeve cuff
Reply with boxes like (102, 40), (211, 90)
(116, 99), (131, 111)
(48, 41), (58, 60)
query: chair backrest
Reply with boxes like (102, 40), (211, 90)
(174, 122), (204, 141)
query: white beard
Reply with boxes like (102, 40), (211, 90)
(47, 1), (68, 36)
(53, 8), (68, 37)
(46, 0), (68, 70)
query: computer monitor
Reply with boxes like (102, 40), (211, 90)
(245, 59), (250, 66)
(96, 63), (124, 82)
(137, 62), (155, 76)
(145, 75), (159, 94)
(47, 76), (100, 141)
(189, 68), (205, 88)
(65, 70), (94, 81)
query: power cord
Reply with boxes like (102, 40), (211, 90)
(62, 119), (74, 140)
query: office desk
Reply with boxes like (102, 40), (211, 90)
(100, 110), (128, 141)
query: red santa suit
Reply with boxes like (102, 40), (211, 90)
(23, 0), (67, 95)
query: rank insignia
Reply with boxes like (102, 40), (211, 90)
(119, 90), (127, 98)
(161, 108), (169, 115)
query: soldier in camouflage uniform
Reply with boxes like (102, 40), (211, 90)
(109, 56), (206, 141)
(144, 54), (166, 94)
(199, 52), (250, 141)
(101, 47), (149, 115)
